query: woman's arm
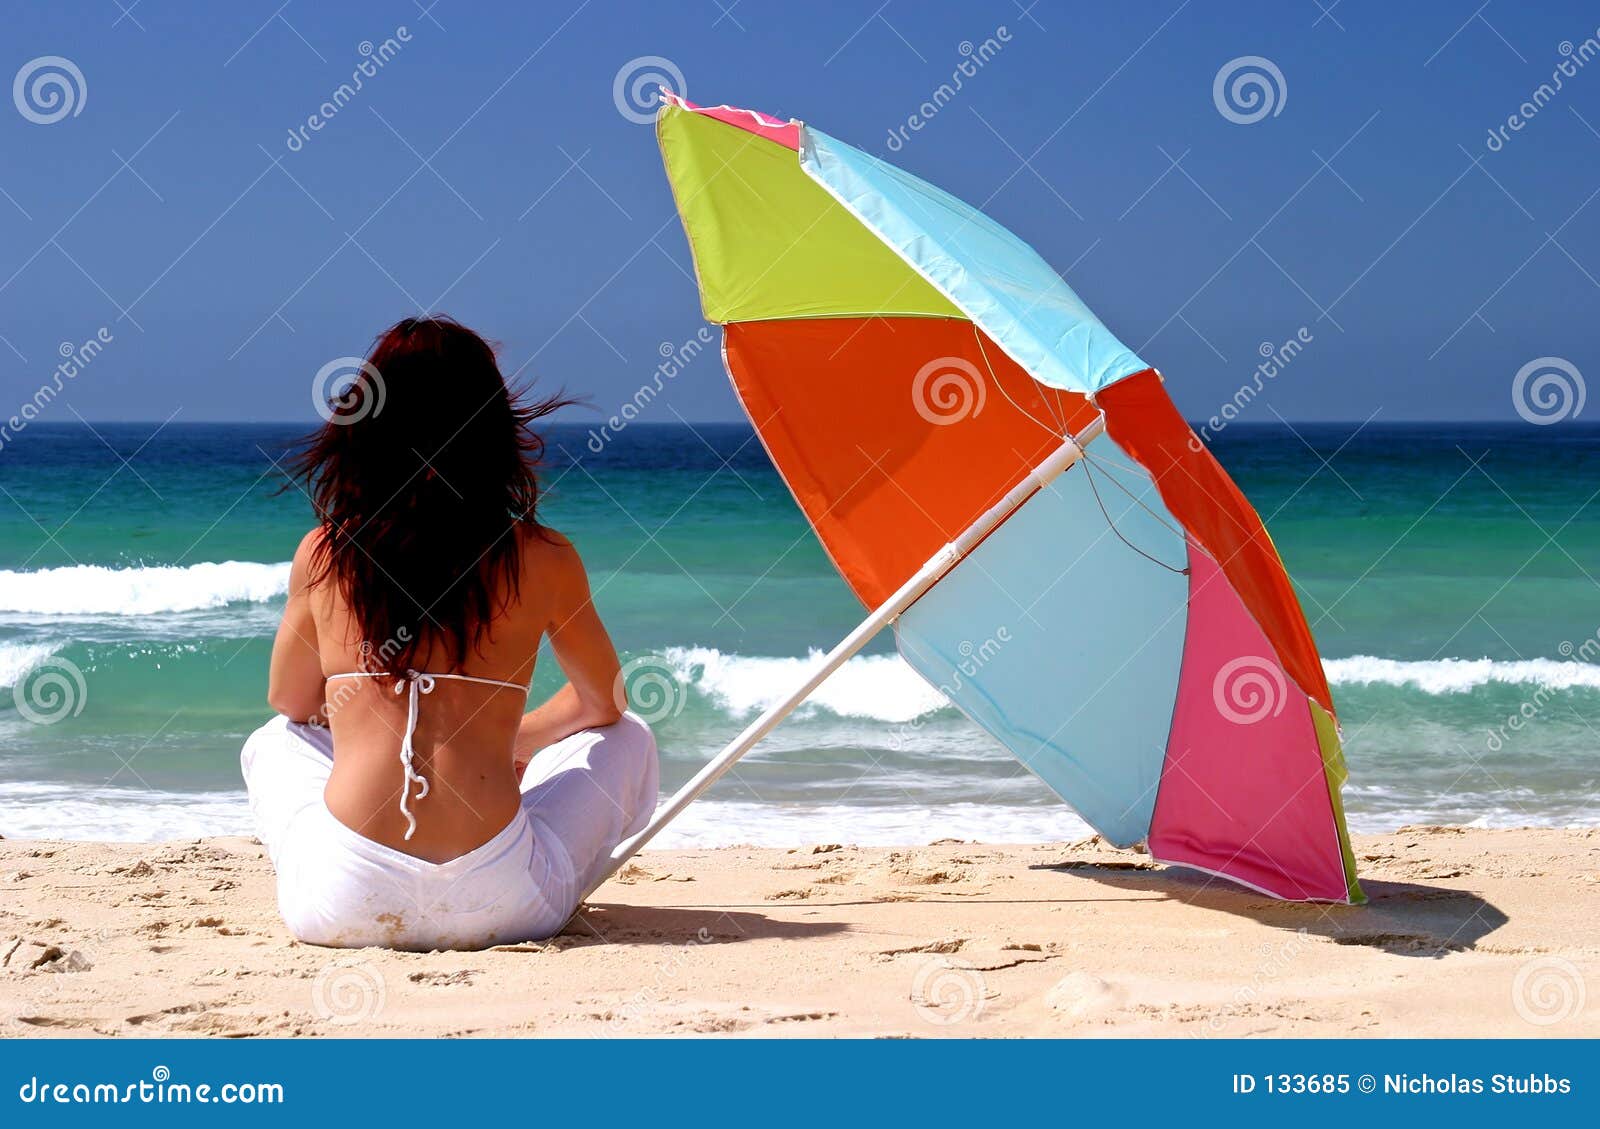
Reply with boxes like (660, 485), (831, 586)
(514, 533), (624, 765)
(267, 529), (327, 723)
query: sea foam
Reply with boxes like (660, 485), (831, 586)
(0, 561), (290, 615)
(0, 641), (61, 690)
(1323, 655), (1600, 694)
(3, 559), (1598, 700)
(2, 783), (1592, 846)
(653, 647), (1600, 723)
(660, 645), (949, 723)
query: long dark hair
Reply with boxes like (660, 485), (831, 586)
(290, 316), (571, 678)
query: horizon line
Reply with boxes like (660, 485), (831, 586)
(30, 417), (1582, 428)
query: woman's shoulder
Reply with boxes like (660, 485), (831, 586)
(293, 526), (326, 560)
(517, 524), (587, 588)
(521, 522), (573, 551)
(286, 527), (327, 591)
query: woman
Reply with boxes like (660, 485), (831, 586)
(241, 317), (658, 951)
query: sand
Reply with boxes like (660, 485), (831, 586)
(1, 827), (1595, 1038)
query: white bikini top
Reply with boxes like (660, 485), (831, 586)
(325, 669), (528, 840)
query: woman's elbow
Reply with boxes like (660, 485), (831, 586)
(267, 688), (321, 722)
(592, 697), (625, 728)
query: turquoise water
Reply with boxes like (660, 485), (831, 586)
(1, 421), (1596, 843)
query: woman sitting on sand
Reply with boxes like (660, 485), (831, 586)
(241, 316), (658, 951)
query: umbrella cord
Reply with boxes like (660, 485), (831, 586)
(1079, 455), (1189, 575)
(965, 322), (1186, 574)
(1080, 448), (1189, 543)
(971, 324), (1070, 437)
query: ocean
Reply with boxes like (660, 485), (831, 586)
(1, 421), (1596, 846)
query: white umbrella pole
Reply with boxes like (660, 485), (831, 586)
(583, 414), (1106, 900)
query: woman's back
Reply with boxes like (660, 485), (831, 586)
(247, 317), (658, 950)
(306, 526), (563, 862)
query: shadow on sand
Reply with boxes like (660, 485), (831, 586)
(1036, 862), (1508, 958)
(556, 901), (848, 947)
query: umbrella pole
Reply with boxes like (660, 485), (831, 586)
(583, 414), (1106, 901)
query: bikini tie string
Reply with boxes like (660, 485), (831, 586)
(322, 665), (529, 841)
(393, 671), (436, 840)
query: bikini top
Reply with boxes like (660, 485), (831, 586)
(324, 669), (529, 840)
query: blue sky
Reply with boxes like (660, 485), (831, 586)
(2, 0), (1598, 423)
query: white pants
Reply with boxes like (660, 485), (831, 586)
(240, 712), (659, 951)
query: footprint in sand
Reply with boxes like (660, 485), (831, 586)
(766, 887), (815, 901)
(765, 1009), (838, 1024)
(2, 940), (94, 973)
(15, 1015), (97, 1029)
(613, 862), (694, 885)
(125, 1001), (210, 1027)
(878, 939), (967, 958)
(1046, 970), (1126, 1020)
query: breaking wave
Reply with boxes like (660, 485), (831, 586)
(0, 561), (289, 616)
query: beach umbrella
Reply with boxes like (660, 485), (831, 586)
(595, 93), (1362, 904)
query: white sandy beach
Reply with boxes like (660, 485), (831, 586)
(2, 827), (1595, 1037)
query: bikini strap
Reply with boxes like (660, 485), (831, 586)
(322, 668), (528, 839)
(325, 670), (527, 691)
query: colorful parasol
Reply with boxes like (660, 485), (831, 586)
(594, 92), (1361, 905)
